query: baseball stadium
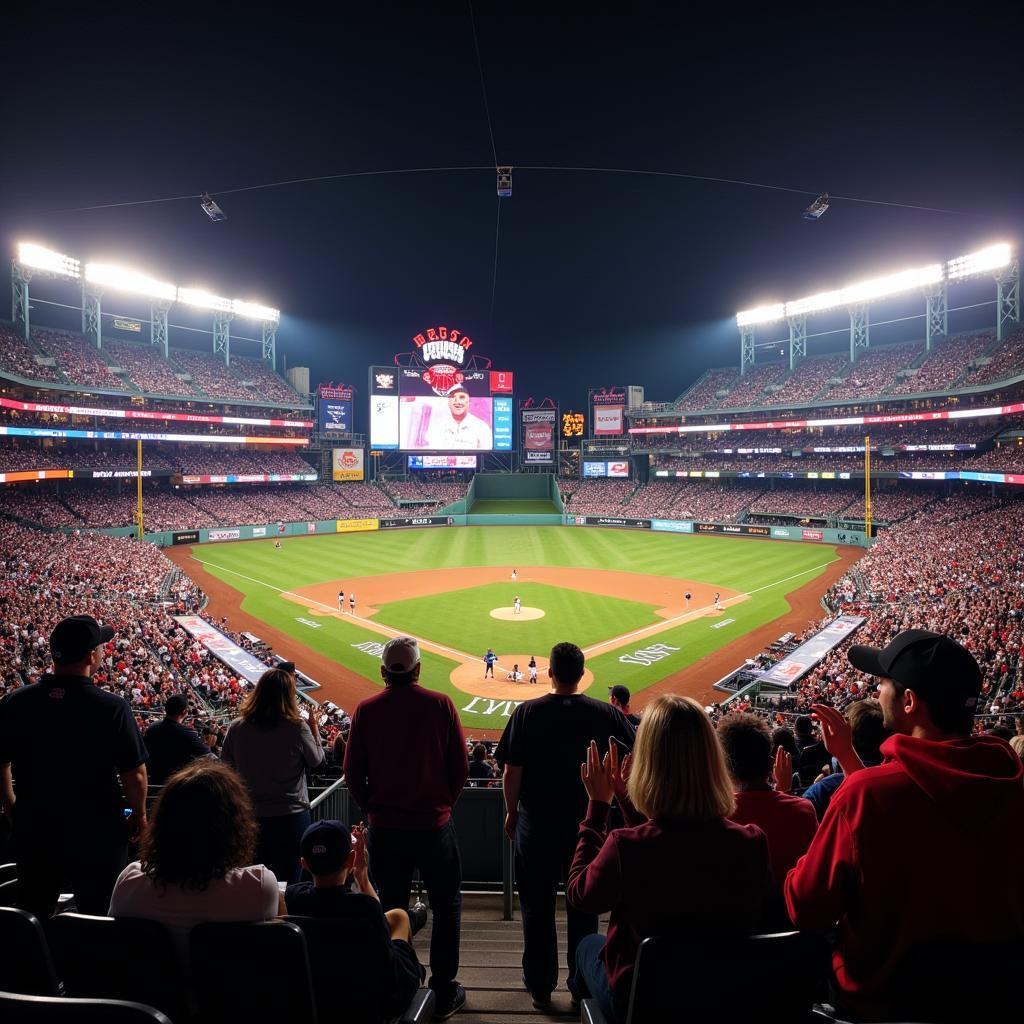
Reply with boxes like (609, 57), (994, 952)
(1, 10), (1023, 1024)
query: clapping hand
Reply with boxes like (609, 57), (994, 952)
(580, 740), (615, 805)
(773, 745), (794, 793)
(351, 823), (371, 890)
(811, 703), (865, 777)
(607, 741), (632, 805)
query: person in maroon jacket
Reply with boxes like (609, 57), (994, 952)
(343, 637), (469, 1020)
(567, 695), (771, 1023)
(785, 629), (1024, 1022)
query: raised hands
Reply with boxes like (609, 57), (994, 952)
(811, 703), (865, 777)
(580, 740), (616, 805)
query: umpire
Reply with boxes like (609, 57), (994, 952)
(0, 615), (148, 918)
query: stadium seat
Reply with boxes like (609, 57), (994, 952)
(45, 913), (187, 1023)
(890, 940), (1024, 1022)
(284, 914), (436, 1023)
(190, 919), (318, 1023)
(0, 863), (17, 883)
(0, 907), (60, 996)
(0, 991), (172, 1023)
(580, 930), (830, 1024)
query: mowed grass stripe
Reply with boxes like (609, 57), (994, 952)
(193, 527), (838, 730)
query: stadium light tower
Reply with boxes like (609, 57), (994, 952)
(735, 242), (1019, 370)
(13, 244), (81, 341)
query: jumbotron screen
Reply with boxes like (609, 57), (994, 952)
(370, 366), (513, 452)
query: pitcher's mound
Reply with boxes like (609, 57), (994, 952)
(490, 606), (545, 621)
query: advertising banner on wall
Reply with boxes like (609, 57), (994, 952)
(336, 518), (379, 533)
(378, 515), (456, 529)
(332, 448), (365, 481)
(758, 615), (866, 686)
(695, 522), (771, 536)
(651, 519), (694, 533)
(208, 528), (241, 542)
(174, 616), (272, 685)
(590, 387), (627, 437)
(408, 455), (478, 470)
(252, 526), (267, 537)
(575, 516), (651, 529)
(171, 530), (200, 545)
(318, 384), (354, 434)
(521, 408), (557, 465)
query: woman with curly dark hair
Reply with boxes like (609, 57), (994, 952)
(108, 759), (284, 927)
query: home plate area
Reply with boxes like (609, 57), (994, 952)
(489, 606), (545, 620)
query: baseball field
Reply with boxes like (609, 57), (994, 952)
(170, 526), (859, 735)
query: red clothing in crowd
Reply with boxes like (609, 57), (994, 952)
(343, 683), (468, 829)
(729, 788), (818, 884)
(785, 733), (1024, 1020)
(567, 800), (771, 1017)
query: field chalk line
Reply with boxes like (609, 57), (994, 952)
(193, 556), (837, 667)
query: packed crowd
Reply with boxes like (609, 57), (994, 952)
(673, 367), (739, 410)
(0, 324), (65, 383)
(714, 362), (788, 410)
(229, 355), (302, 404)
(888, 331), (994, 394)
(103, 339), (200, 396)
(31, 328), (126, 391)
(168, 349), (258, 402)
(962, 326), (1024, 386)
(564, 479), (635, 516)
(759, 354), (848, 407)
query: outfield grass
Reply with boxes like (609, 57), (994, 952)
(373, 582), (659, 654)
(192, 527), (838, 730)
(470, 499), (560, 514)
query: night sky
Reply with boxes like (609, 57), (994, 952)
(2, 6), (1022, 422)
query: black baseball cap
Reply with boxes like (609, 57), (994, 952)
(609, 685), (631, 704)
(300, 820), (352, 876)
(50, 615), (115, 665)
(847, 629), (981, 711)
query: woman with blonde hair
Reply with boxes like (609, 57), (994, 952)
(567, 694), (771, 1022)
(221, 666), (325, 883)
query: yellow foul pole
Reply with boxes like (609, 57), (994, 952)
(864, 434), (872, 541)
(137, 440), (144, 541)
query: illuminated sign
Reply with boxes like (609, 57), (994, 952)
(112, 318), (142, 332)
(0, 426), (307, 445)
(562, 411), (585, 438)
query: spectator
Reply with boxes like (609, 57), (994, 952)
(221, 667), (325, 884)
(793, 714), (830, 787)
(343, 637), (468, 1020)
(109, 759), (281, 937)
(785, 630), (1024, 1020)
(801, 699), (889, 820)
(495, 642), (636, 1009)
(0, 614), (148, 918)
(567, 696), (771, 1024)
(717, 713), (818, 886)
(285, 820), (426, 1021)
(144, 693), (211, 785)
(468, 743), (493, 786)
(608, 685), (640, 726)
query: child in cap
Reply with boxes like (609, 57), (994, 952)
(286, 820), (426, 1018)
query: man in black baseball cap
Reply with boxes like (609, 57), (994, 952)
(0, 614), (148, 919)
(785, 629), (1024, 1020)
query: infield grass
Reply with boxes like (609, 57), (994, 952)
(191, 526), (838, 730)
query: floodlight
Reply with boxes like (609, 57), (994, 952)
(177, 287), (233, 312)
(785, 290), (844, 317)
(85, 263), (177, 301)
(838, 264), (943, 306)
(736, 304), (785, 327)
(946, 243), (1012, 281)
(18, 243), (80, 278)
(232, 299), (280, 323)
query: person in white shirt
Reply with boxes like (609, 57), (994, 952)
(424, 384), (492, 450)
(513, 596), (522, 615)
(506, 664), (523, 682)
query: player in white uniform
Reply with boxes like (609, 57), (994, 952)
(714, 592), (723, 611)
(513, 596), (521, 615)
(338, 590), (345, 611)
(349, 593), (356, 615)
(528, 656), (538, 683)
(511, 568), (518, 582)
(506, 663), (523, 682)
(424, 384), (492, 449)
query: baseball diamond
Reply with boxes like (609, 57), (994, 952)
(167, 525), (858, 736)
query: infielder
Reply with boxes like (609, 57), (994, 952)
(513, 596), (521, 615)
(684, 590), (691, 610)
(511, 568), (518, 582)
(714, 592), (723, 611)
(528, 656), (538, 684)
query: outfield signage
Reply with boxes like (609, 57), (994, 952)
(521, 407), (557, 465)
(651, 519), (693, 533)
(208, 528), (241, 541)
(629, 401), (1024, 436)
(0, 397), (312, 428)
(332, 448), (364, 481)
(695, 522), (771, 536)
(0, 469), (73, 484)
(179, 473), (316, 484)
(171, 530), (200, 545)
(378, 515), (456, 529)
(174, 615), (270, 685)
(0, 426), (308, 446)
(336, 518), (379, 533)
(758, 615), (866, 686)
(319, 384), (354, 434)
(575, 516), (651, 529)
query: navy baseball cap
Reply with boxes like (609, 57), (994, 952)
(50, 615), (114, 665)
(300, 820), (352, 876)
(847, 629), (981, 711)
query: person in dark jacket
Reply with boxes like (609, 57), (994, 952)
(568, 695), (770, 1024)
(144, 694), (211, 785)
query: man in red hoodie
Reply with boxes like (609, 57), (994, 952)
(785, 629), (1024, 1021)
(344, 637), (469, 1020)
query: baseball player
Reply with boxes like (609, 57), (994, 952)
(506, 663), (523, 682)
(513, 596), (521, 615)
(511, 568), (518, 582)
(274, 540), (282, 550)
(338, 590), (345, 612)
(684, 591), (691, 610)
(528, 656), (538, 684)
(484, 648), (497, 679)
(714, 592), (723, 612)
(349, 593), (356, 615)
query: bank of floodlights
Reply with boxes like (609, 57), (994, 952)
(17, 243), (81, 279)
(16, 241), (280, 323)
(736, 243), (1014, 326)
